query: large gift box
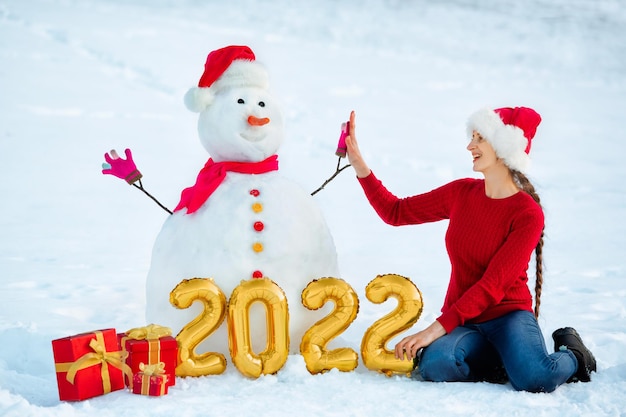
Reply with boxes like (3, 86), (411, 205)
(52, 328), (132, 401)
(132, 362), (169, 396)
(118, 324), (178, 387)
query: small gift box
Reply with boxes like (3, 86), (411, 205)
(52, 328), (132, 401)
(132, 362), (169, 396)
(118, 324), (177, 387)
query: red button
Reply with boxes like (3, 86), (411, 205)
(253, 221), (264, 232)
(250, 189), (260, 197)
(252, 270), (263, 279)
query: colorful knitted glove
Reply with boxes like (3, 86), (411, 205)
(102, 148), (143, 184)
(335, 121), (350, 158)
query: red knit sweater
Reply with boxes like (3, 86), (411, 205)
(358, 172), (544, 333)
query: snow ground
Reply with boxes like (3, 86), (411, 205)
(1, 1), (625, 416)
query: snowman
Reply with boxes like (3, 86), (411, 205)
(144, 45), (340, 355)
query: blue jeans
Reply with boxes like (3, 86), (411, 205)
(417, 310), (577, 392)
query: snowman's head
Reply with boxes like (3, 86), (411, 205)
(196, 86), (284, 162)
(184, 45), (285, 162)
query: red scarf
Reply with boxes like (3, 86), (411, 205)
(174, 155), (279, 214)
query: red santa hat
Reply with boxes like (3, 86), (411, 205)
(466, 106), (542, 173)
(184, 45), (269, 113)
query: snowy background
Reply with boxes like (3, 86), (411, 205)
(1, 0), (626, 416)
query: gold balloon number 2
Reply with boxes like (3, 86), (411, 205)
(170, 274), (423, 378)
(361, 274), (424, 376)
(169, 278), (227, 377)
(300, 277), (360, 374)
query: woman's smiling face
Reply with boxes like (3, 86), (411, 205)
(467, 130), (500, 173)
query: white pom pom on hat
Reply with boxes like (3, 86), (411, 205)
(466, 106), (542, 173)
(184, 45), (270, 113)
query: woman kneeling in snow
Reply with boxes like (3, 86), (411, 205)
(344, 107), (595, 393)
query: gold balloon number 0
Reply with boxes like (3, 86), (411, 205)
(170, 274), (423, 378)
(228, 278), (289, 378)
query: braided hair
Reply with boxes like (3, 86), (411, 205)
(510, 169), (544, 318)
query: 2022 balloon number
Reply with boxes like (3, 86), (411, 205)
(170, 274), (423, 378)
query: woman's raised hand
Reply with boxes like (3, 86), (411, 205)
(345, 111), (372, 178)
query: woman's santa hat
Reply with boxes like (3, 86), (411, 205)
(466, 106), (542, 173)
(184, 45), (269, 113)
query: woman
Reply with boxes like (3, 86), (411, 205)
(345, 107), (596, 392)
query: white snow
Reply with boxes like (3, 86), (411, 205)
(1, 1), (625, 416)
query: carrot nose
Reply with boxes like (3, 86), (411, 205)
(248, 115), (270, 126)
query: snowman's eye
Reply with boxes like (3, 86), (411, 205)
(258, 101), (265, 107)
(237, 98), (245, 104)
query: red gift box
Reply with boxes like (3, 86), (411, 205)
(52, 328), (132, 401)
(132, 363), (169, 396)
(118, 324), (178, 387)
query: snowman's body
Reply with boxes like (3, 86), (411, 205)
(145, 58), (339, 355)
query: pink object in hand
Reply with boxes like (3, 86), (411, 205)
(102, 148), (143, 184)
(335, 121), (350, 158)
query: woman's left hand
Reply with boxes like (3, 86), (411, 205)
(394, 320), (447, 360)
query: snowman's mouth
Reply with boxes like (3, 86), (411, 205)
(240, 131), (267, 142)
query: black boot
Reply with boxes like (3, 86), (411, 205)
(552, 327), (596, 382)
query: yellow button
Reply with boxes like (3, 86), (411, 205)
(252, 242), (264, 253)
(252, 202), (263, 213)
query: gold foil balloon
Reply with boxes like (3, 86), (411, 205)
(300, 277), (359, 374)
(361, 274), (423, 376)
(169, 278), (227, 377)
(227, 278), (289, 378)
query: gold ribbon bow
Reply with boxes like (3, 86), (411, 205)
(125, 324), (172, 340)
(139, 362), (166, 376)
(55, 331), (133, 392)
